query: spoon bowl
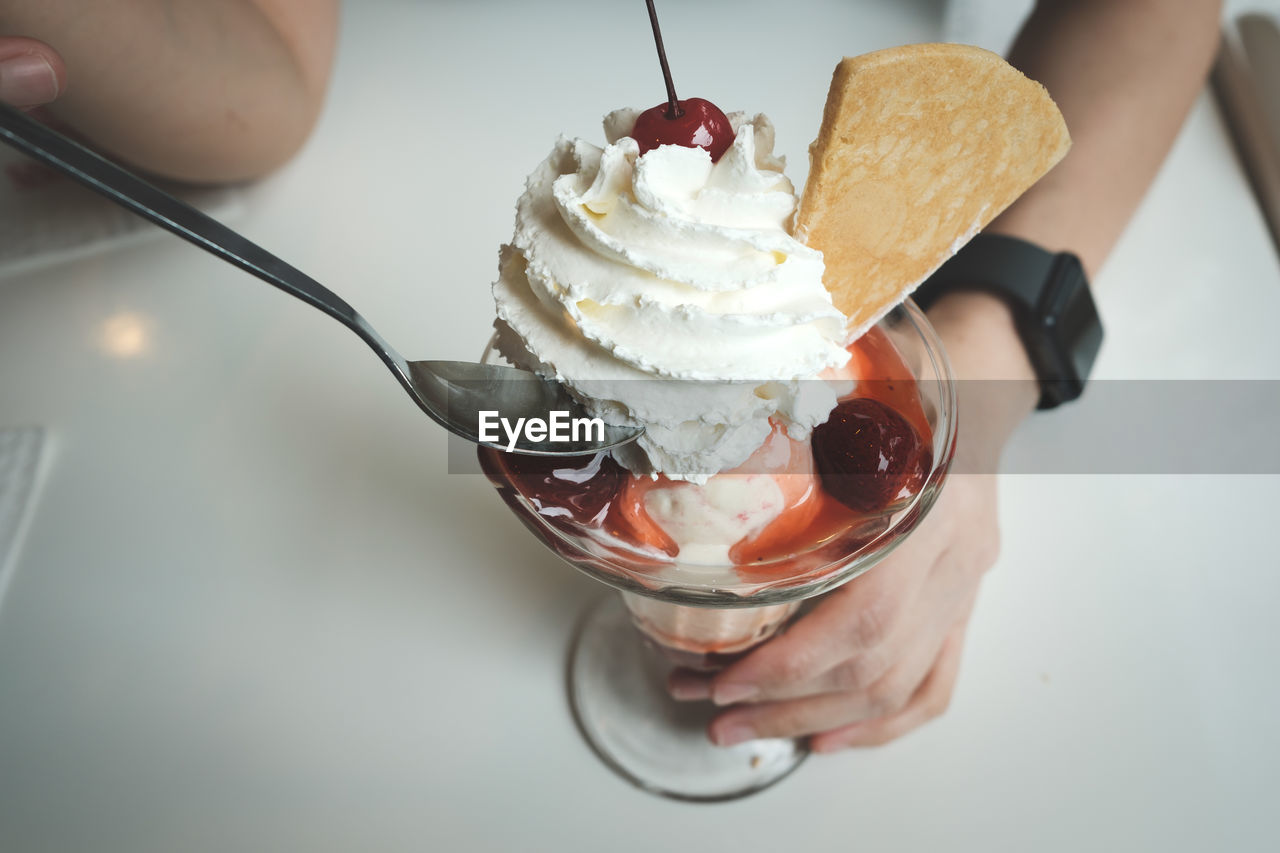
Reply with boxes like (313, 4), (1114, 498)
(410, 360), (641, 454)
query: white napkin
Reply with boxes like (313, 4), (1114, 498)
(0, 427), (47, 611)
(0, 141), (242, 282)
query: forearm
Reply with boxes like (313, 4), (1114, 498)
(988, 0), (1223, 275)
(930, 0), (1222, 454)
(0, 0), (338, 182)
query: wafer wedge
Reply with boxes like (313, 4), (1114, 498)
(795, 44), (1070, 336)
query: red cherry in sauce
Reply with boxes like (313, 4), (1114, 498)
(632, 97), (733, 161)
(811, 398), (932, 513)
(500, 451), (625, 523)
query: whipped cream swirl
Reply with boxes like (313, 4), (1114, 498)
(493, 110), (850, 481)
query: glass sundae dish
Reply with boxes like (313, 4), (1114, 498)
(479, 301), (954, 800)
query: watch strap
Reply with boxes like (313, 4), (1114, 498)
(912, 233), (1103, 409)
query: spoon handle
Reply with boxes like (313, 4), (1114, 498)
(0, 104), (407, 371)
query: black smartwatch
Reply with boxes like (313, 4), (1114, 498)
(911, 233), (1104, 410)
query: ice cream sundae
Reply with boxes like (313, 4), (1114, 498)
(477, 35), (1069, 798)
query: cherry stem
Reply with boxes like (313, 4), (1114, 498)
(645, 0), (682, 118)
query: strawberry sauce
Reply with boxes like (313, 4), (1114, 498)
(478, 327), (933, 582)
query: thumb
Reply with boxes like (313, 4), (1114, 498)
(0, 37), (66, 108)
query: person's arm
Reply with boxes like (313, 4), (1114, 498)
(675, 0), (1224, 752)
(0, 0), (339, 182)
(994, 0), (1223, 275)
(935, 0), (1226, 432)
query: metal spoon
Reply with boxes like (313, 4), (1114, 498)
(0, 104), (641, 455)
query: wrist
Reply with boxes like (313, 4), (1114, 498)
(924, 291), (1039, 471)
(927, 291), (1035, 383)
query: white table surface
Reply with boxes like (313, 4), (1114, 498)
(2, 1), (1278, 850)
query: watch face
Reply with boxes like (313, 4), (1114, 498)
(1029, 252), (1102, 408)
(1048, 254), (1103, 404)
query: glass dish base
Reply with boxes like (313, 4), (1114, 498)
(568, 595), (807, 802)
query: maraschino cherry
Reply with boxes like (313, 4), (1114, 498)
(633, 98), (733, 161)
(633, 0), (733, 162)
(811, 397), (932, 513)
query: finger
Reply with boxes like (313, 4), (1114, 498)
(735, 595), (946, 704)
(708, 689), (881, 746)
(745, 512), (989, 706)
(808, 613), (968, 752)
(0, 38), (66, 108)
(708, 606), (952, 742)
(709, 540), (937, 705)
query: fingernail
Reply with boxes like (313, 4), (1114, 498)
(667, 672), (711, 701)
(711, 720), (756, 747)
(0, 55), (60, 107)
(712, 682), (758, 706)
